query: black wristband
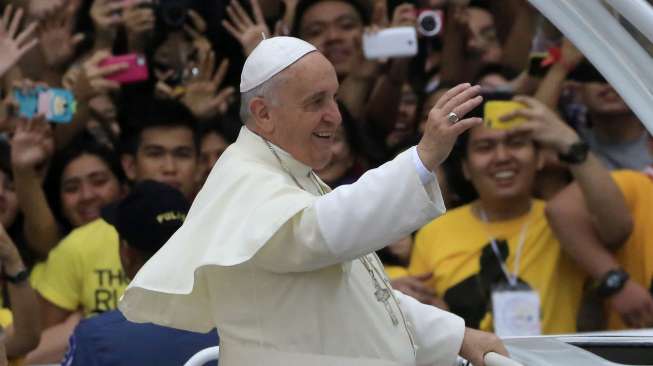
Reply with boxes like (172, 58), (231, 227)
(558, 141), (589, 165)
(596, 269), (629, 298)
(4, 269), (29, 284)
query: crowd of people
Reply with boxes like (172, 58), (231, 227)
(0, 0), (651, 364)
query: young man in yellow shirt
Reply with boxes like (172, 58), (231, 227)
(548, 170), (653, 330)
(409, 96), (629, 335)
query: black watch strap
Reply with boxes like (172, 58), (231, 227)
(4, 269), (29, 284)
(558, 141), (589, 164)
(596, 269), (629, 298)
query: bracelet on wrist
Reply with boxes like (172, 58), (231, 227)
(595, 269), (629, 298)
(3, 268), (29, 285)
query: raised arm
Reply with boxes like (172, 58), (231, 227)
(10, 115), (61, 259)
(0, 5), (38, 78)
(507, 96), (632, 246)
(254, 84), (482, 272)
(546, 181), (652, 328)
(0, 225), (40, 357)
(55, 50), (127, 149)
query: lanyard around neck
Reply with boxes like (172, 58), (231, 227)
(478, 205), (531, 288)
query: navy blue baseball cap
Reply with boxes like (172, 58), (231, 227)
(102, 180), (189, 254)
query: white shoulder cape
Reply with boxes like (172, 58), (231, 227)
(119, 127), (318, 330)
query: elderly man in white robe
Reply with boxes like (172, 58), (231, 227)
(119, 36), (508, 366)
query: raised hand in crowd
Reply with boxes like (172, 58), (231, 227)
(90, 0), (126, 48)
(502, 95), (580, 153)
(390, 3), (416, 28)
(417, 83), (483, 170)
(222, 0), (272, 57)
(280, 0), (298, 35)
(370, 0), (388, 27)
(63, 50), (127, 103)
(10, 114), (54, 178)
(0, 5), (39, 78)
(181, 52), (235, 121)
(391, 273), (448, 310)
(184, 9), (212, 55)
(609, 280), (653, 328)
(158, 49), (235, 121)
(37, 7), (84, 69)
(0, 223), (41, 359)
(123, 0), (155, 52)
(27, 0), (65, 19)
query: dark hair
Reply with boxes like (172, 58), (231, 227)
(119, 98), (199, 156)
(292, 0), (370, 36)
(44, 133), (127, 232)
(0, 139), (12, 181)
(0, 140), (35, 269)
(473, 63), (520, 85)
(71, 0), (97, 59)
(197, 116), (239, 145)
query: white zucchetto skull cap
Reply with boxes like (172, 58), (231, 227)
(240, 36), (317, 93)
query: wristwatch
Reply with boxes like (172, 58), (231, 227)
(558, 141), (589, 164)
(4, 268), (29, 284)
(596, 269), (629, 298)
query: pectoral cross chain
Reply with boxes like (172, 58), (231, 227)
(361, 255), (399, 326)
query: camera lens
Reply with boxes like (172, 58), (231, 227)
(417, 10), (442, 37)
(420, 16), (436, 33)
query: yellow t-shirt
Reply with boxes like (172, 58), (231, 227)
(0, 308), (25, 366)
(384, 265), (409, 279)
(30, 219), (128, 317)
(409, 200), (585, 334)
(609, 171), (653, 329)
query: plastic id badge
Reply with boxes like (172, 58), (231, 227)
(491, 285), (541, 337)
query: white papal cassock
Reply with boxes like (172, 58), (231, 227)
(119, 126), (465, 366)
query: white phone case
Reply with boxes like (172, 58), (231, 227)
(362, 27), (418, 59)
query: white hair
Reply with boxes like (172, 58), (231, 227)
(239, 72), (287, 124)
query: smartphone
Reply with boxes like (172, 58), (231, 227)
(483, 101), (526, 130)
(99, 54), (149, 84)
(363, 27), (418, 59)
(13, 87), (76, 123)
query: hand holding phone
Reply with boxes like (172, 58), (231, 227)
(99, 53), (149, 84)
(13, 87), (76, 124)
(363, 27), (418, 60)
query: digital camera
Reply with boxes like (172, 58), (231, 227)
(417, 9), (444, 37)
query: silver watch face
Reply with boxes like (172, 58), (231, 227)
(606, 274), (621, 288)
